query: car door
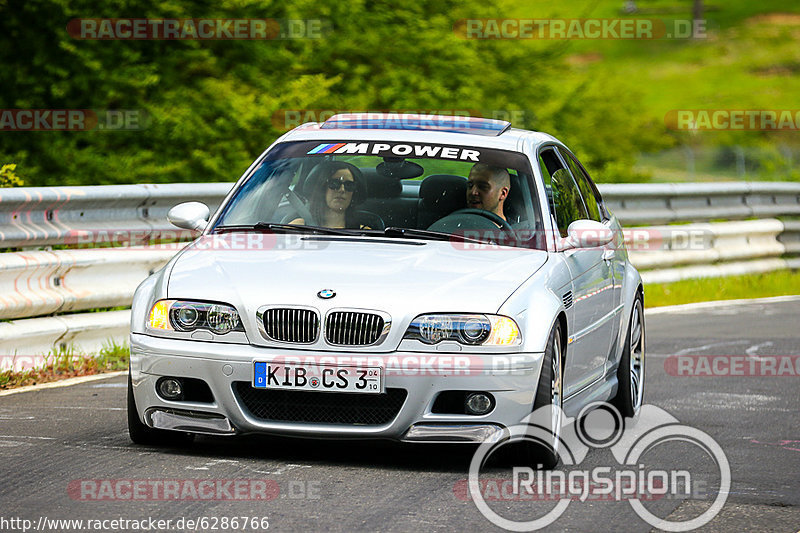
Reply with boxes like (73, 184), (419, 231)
(539, 146), (614, 397)
(560, 148), (624, 356)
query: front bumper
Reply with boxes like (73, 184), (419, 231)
(130, 333), (544, 442)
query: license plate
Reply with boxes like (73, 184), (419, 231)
(253, 362), (383, 394)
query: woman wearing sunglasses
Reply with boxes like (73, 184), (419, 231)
(290, 161), (370, 229)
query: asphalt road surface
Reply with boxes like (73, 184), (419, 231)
(1, 297), (798, 532)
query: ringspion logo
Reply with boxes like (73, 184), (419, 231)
(467, 403), (729, 531)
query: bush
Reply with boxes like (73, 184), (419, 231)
(0, 164), (23, 187)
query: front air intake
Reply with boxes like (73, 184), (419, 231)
(261, 308), (319, 343)
(325, 311), (386, 346)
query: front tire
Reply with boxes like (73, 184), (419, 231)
(506, 321), (563, 469)
(612, 294), (645, 418)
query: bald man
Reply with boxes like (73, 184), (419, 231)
(466, 163), (510, 220)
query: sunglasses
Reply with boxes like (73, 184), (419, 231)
(326, 177), (357, 192)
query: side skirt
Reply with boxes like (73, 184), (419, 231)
(562, 369), (618, 418)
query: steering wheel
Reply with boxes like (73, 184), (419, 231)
(449, 208), (515, 232)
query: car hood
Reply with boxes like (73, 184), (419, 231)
(167, 234), (547, 338)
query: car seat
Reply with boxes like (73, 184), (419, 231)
(417, 174), (467, 229)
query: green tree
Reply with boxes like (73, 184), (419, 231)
(0, 0), (667, 186)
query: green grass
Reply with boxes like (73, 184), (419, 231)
(507, 1), (800, 115)
(0, 340), (129, 390)
(504, 0), (800, 181)
(644, 269), (800, 307)
(636, 144), (800, 182)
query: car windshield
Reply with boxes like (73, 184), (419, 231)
(214, 140), (544, 249)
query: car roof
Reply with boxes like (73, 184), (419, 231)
(276, 113), (560, 153)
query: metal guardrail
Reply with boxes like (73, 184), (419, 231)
(632, 217), (799, 284)
(0, 310), (130, 369)
(628, 219), (786, 269)
(779, 220), (800, 255)
(0, 183), (230, 248)
(601, 182), (800, 225)
(0, 181), (798, 362)
(0, 246), (182, 320)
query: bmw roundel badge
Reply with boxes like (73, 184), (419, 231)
(317, 289), (336, 299)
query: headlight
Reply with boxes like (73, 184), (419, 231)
(404, 314), (521, 346)
(147, 299), (244, 335)
(206, 304), (240, 334)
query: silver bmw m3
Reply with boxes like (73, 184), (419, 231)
(128, 113), (645, 466)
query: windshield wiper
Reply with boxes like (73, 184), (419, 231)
(380, 227), (491, 244)
(214, 224), (495, 244)
(215, 223), (362, 236)
(256, 223), (364, 236)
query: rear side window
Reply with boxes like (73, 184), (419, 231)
(561, 149), (602, 222)
(539, 148), (588, 237)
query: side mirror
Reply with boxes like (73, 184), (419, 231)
(167, 202), (209, 232)
(563, 219), (613, 249)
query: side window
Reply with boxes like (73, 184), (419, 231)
(539, 148), (588, 237)
(561, 150), (602, 222)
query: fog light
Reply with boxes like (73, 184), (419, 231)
(465, 392), (493, 415)
(157, 378), (183, 400)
